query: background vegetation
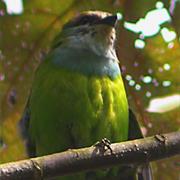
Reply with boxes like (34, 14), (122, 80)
(0, 0), (179, 179)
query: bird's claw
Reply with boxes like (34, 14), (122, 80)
(94, 138), (113, 154)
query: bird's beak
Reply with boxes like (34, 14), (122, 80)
(96, 15), (118, 27)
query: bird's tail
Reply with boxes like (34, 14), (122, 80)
(137, 164), (153, 180)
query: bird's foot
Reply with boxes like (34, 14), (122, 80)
(94, 138), (113, 154)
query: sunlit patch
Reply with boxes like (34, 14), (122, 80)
(116, 12), (123, 20)
(146, 94), (180, 113)
(124, 3), (171, 37)
(129, 80), (135, 86)
(125, 74), (132, 81)
(124, 1), (172, 48)
(142, 75), (152, 84)
(168, 42), (174, 49)
(161, 27), (176, 42)
(162, 80), (171, 87)
(148, 69), (153, 74)
(156, 1), (164, 9)
(134, 39), (145, 49)
(135, 84), (141, 91)
(147, 123), (153, 128)
(163, 63), (171, 71)
(2, 0), (23, 15)
(146, 91), (152, 97)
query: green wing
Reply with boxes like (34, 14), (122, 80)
(19, 99), (36, 157)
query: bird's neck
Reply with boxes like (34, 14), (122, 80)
(49, 47), (121, 79)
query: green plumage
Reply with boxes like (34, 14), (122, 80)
(29, 59), (128, 156)
(20, 11), (152, 180)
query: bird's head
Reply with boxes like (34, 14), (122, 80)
(53, 11), (119, 58)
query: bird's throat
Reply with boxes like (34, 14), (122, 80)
(49, 47), (121, 79)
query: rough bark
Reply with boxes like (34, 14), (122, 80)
(0, 131), (180, 180)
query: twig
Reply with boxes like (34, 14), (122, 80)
(0, 131), (180, 180)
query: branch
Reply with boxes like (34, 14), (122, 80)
(0, 131), (180, 180)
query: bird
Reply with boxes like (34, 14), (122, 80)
(19, 11), (152, 180)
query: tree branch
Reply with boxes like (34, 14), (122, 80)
(0, 131), (180, 180)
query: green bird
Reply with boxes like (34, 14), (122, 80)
(20, 11), (152, 179)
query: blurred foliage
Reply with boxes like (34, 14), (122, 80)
(0, 0), (179, 179)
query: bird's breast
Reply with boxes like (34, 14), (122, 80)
(29, 51), (128, 155)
